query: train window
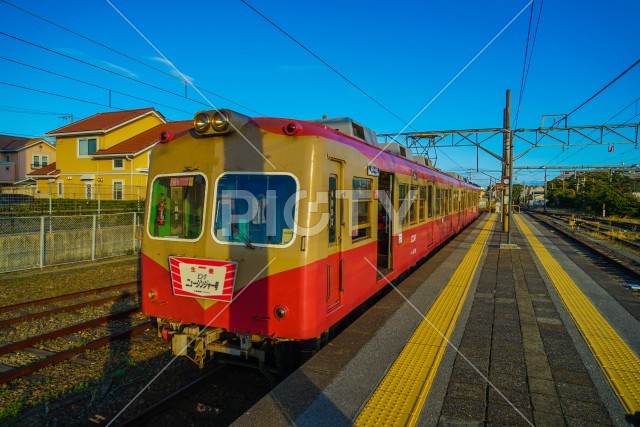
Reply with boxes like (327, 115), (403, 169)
(352, 177), (372, 240)
(427, 185), (433, 218)
(148, 174), (206, 240)
(213, 173), (298, 247)
(453, 190), (459, 212)
(398, 184), (408, 226)
(419, 186), (426, 221)
(435, 187), (441, 217)
(410, 185), (418, 224)
(329, 174), (337, 245)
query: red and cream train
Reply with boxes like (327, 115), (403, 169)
(142, 109), (480, 368)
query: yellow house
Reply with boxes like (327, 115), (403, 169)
(31, 108), (189, 201)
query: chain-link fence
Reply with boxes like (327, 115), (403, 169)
(0, 184), (146, 217)
(0, 212), (144, 273)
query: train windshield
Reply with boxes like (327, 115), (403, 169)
(148, 174), (206, 239)
(213, 173), (298, 247)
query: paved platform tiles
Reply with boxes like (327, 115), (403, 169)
(234, 213), (640, 426)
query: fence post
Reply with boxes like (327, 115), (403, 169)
(40, 216), (45, 268)
(92, 215), (97, 261)
(133, 212), (138, 253)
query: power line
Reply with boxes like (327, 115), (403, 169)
(239, 0), (413, 129)
(551, 57), (640, 127)
(522, 0), (543, 103)
(0, 0), (264, 116)
(514, 0), (544, 128)
(1, 81), (123, 110)
(0, 31), (219, 112)
(514, 1), (535, 129)
(0, 104), (66, 116)
(545, 95), (640, 166)
(0, 56), (193, 115)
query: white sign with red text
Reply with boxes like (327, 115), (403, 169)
(169, 257), (238, 302)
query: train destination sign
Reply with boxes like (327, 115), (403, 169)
(169, 256), (238, 302)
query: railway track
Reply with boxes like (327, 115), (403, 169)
(114, 364), (226, 427)
(0, 283), (151, 385)
(527, 212), (640, 277)
(529, 211), (640, 255)
(0, 282), (138, 315)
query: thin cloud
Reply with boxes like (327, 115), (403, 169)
(100, 60), (138, 78)
(56, 47), (138, 78)
(150, 56), (194, 84)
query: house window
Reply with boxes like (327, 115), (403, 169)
(57, 182), (64, 198)
(78, 138), (98, 156)
(32, 155), (40, 168)
(113, 159), (124, 170)
(113, 181), (124, 200)
(4, 154), (9, 162)
(42, 156), (48, 167)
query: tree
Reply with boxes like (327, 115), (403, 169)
(546, 171), (640, 217)
(512, 184), (523, 205)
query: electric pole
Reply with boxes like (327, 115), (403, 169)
(502, 90), (512, 242)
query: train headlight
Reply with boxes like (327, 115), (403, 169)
(192, 109), (250, 136)
(211, 110), (229, 132)
(194, 112), (211, 133)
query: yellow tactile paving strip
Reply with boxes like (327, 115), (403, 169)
(355, 215), (495, 427)
(515, 215), (640, 414)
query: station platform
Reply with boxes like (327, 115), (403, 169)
(234, 213), (640, 427)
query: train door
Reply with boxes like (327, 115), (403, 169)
(456, 189), (461, 231)
(377, 171), (393, 272)
(327, 160), (343, 309)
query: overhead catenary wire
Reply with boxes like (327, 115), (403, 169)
(0, 0), (264, 116)
(521, 0), (544, 106)
(0, 105), (67, 116)
(514, 1), (535, 129)
(239, 0), (414, 129)
(2, 81), (134, 111)
(0, 57), (194, 115)
(0, 30), (230, 114)
(545, 95), (640, 167)
(550, 57), (640, 128)
(514, 0), (544, 129)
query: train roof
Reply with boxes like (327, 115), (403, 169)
(188, 109), (478, 189)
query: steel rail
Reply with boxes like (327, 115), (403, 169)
(0, 282), (138, 315)
(0, 321), (152, 385)
(0, 289), (139, 328)
(527, 212), (640, 277)
(114, 364), (225, 427)
(0, 307), (141, 355)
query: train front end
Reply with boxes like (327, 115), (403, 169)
(141, 109), (322, 369)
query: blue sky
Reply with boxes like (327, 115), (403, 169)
(0, 0), (638, 185)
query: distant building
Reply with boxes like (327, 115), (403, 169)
(0, 134), (56, 185)
(29, 108), (190, 201)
